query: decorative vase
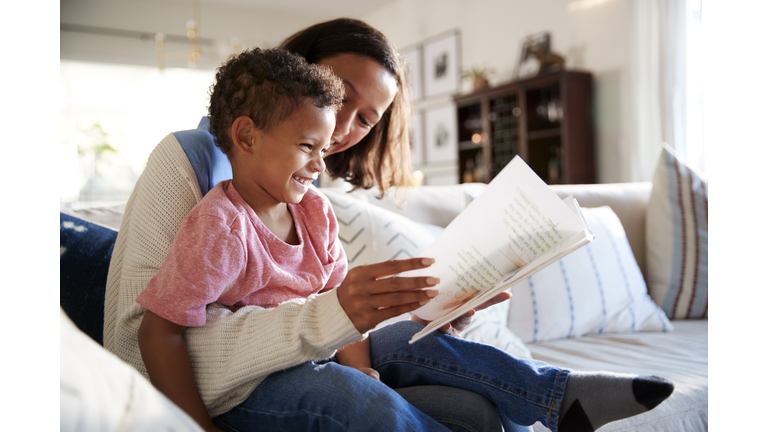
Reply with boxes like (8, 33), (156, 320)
(473, 77), (489, 91)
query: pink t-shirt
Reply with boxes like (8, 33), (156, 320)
(137, 180), (347, 327)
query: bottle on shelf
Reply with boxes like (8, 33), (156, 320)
(547, 145), (561, 182)
(463, 159), (475, 183)
(473, 153), (487, 183)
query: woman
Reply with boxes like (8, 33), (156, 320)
(105, 18), (516, 431)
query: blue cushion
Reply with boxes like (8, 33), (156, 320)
(174, 117), (233, 197)
(60, 213), (118, 345)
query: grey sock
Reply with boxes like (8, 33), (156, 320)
(557, 372), (674, 432)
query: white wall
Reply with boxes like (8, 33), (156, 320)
(61, 0), (324, 69)
(61, 0), (645, 183)
(362, 0), (639, 183)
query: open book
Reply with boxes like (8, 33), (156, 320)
(405, 156), (594, 343)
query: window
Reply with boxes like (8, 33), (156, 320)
(60, 60), (214, 208)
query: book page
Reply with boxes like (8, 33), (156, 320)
(409, 222), (592, 343)
(404, 156), (589, 322)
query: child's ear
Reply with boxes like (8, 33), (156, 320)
(231, 116), (256, 155)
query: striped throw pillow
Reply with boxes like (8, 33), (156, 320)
(321, 189), (444, 269)
(646, 144), (708, 319)
(506, 206), (672, 343)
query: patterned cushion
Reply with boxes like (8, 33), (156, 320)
(60, 213), (118, 345)
(646, 144), (708, 319)
(506, 206), (673, 343)
(462, 300), (533, 359)
(321, 189), (444, 268)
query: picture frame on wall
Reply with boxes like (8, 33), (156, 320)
(424, 104), (457, 164)
(423, 30), (460, 98)
(409, 112), (424, 166)
(401, 45), (422, 102)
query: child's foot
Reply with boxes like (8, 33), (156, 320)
(558, 372), (674, 432)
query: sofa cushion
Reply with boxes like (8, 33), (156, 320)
(462, 300), (533, 360)
(506, 206), (672, 343)
(60, 203), (126, 231)
(646, 144), (708, 319)
(320, 183), (485, 228)
(527, 319), (707, 432)
(549, 183), (652, 279)
(321, 189), (444, 268)
(60, 212), (117, 345)
(61, 309), (203, 431)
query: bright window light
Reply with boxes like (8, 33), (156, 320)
(60, 60), (215, 208)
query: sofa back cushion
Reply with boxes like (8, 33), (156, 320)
(320, 183), (485, 228)
(550, 182), (652, 279)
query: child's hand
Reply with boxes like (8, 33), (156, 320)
(354, 366), (381, 380)
(411, 291), (513, 336)
(337, 257), (439, 333)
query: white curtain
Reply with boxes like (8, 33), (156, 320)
(628, 0), (704, 182)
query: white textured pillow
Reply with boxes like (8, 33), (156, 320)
(462, 300), (533, 359)
(321, 189), (444, 268)
(646, 144), (708, 319)
(60, 309), (203, 431)
(506, 206), (673, 343)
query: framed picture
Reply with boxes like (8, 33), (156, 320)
(409, 112), (424, 166)
(513, 31), (551, 80)
(424, 104), (457, 164)
(401, 45), (422, 102)
(423, 30), (460, 98)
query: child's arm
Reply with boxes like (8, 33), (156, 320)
(138, 310), (222, 432)
(335, 337), (379, 380)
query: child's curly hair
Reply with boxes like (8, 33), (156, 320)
(208, 47), (344, 155)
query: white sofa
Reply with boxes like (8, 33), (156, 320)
(61, 180), (707, 431)
(321, 181), (708, 432)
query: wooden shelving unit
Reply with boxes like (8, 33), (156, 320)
(454, 70), (595, 185)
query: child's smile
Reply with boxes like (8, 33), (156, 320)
(232, 100), (336, 216)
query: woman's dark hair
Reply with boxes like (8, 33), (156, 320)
(280, 18), (413, 196)
(208, 48), (344, 156)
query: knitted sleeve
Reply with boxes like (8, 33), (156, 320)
(103, 134), (362, 417)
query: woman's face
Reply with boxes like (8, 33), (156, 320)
(318, 53), (399, 156)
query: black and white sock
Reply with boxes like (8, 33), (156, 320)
(557, 372), (674, 432)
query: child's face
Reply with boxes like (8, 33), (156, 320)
(245, 102), (335, 205)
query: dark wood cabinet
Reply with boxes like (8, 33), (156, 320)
(454, 70), (595, 185)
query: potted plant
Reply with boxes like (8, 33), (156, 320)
(461, 66), (496, 91)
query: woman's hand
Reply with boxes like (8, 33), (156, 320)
(337, 257), (439, 333)
(410, 291), (513, 337)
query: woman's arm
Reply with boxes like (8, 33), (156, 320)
(138, 310), (220, 432)
(106, 135), (441, 417)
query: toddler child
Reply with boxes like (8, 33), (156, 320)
(137, 47), (674, 432)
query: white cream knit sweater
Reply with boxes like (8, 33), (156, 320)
(103, 134), (363, 417)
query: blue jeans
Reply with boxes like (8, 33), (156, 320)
(214, 321), (569, 432)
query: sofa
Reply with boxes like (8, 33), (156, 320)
(61, 149), (707, 431)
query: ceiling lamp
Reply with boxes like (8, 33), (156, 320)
(153, 0), (240, 71)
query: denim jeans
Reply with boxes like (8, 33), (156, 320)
(214, 321), (569, 432)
